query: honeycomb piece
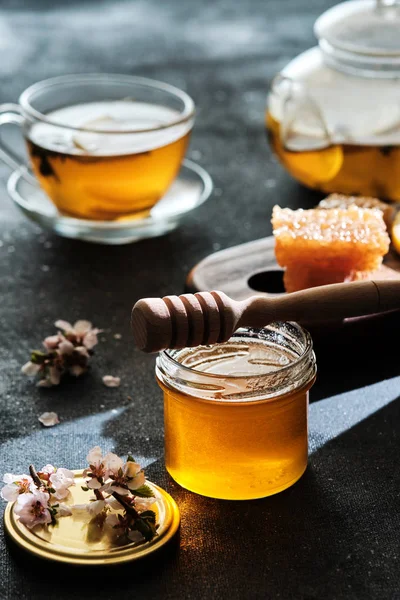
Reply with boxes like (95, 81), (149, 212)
(317, 193), (395, 228)
(271, 205), (390, 292)
(281, 264), (371, 294)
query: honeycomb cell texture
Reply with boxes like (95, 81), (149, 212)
(272, 205), (390, 292)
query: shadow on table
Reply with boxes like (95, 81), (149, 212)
(308, 309), (400, 402)
(5, 396), (399, 599)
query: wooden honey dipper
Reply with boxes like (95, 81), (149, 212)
(131, 280), (400, 353)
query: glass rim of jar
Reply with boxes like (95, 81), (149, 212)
(156, 323), (317, 403)
(18, 73), (196, 134)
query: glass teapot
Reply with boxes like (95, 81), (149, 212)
(267, 0), (400, 201)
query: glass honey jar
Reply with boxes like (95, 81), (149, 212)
(156, 324), (317, 500)
(267, 0), (400, 201)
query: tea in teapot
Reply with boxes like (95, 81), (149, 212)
(267, 0), (400, 201)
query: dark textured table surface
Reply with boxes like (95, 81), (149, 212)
(0, 1), (399, 599)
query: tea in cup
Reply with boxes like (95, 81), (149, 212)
(0, 74), (195, 220)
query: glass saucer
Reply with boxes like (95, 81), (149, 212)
(7, 159), (213, 245)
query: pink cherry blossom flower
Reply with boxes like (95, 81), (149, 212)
(102, 375), (121, 388)
(43, 335), (60, 350)
(53, 320), (72, 332)
(1, 474), (34, 502)
(54, 319), (101, 350)
(58, 340), (74, 355)
(49, 468), (75, 500)
(14, 490), (52, 529)
(38, 412), (60, 427)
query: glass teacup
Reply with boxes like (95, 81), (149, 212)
(0, 74), (195, 220)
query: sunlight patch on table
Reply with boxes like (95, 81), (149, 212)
(0, 407), (158, 471)
(309, 376), (400, 453)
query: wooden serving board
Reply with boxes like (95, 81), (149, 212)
(186, 236), (400, 342)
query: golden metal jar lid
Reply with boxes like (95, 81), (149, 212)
(3, 469), (180, 566)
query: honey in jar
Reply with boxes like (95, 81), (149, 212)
(156, 324), (317, 500)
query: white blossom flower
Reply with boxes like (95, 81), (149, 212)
(86, 446), (103, 467)
(102, 375), (121, 388)
(122, 460), (146, 491)
(21, 362), (41, 376)
(123, 461), (141, 479)
(79, 447), (157, 542)
(1, 474), (34, 502)
(104, 513), (146, 542)
(105, 496), (122, 510)
(87, 478), (103, 490)
(86, 499), (106, 516)
(135, 497), (156, 512)
(103, 453), (124, 476)
(49, 468), (75, 500)
(70, 504), (94, 523)
(56, 503), (73, 517)
(105, 513), (120, 528)
(84, 446), (108, 488)
(38, 412), (60, 427)
(39, 464), (56, 475)
(107, 484), (130, 495)
(127, 530), (145, 543)
(14, 490), (52, 529)
(127, 470), (146, 491)
(103, 458), (145, 494)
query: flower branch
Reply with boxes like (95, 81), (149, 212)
(1, 463), (75, 528)
(21, 320), (102, 387)
(80, 446), (158, 543)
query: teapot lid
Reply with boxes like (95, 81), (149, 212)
(314, 0), (400, 75)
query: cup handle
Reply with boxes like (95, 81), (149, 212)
(0, 103), (37, 185)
